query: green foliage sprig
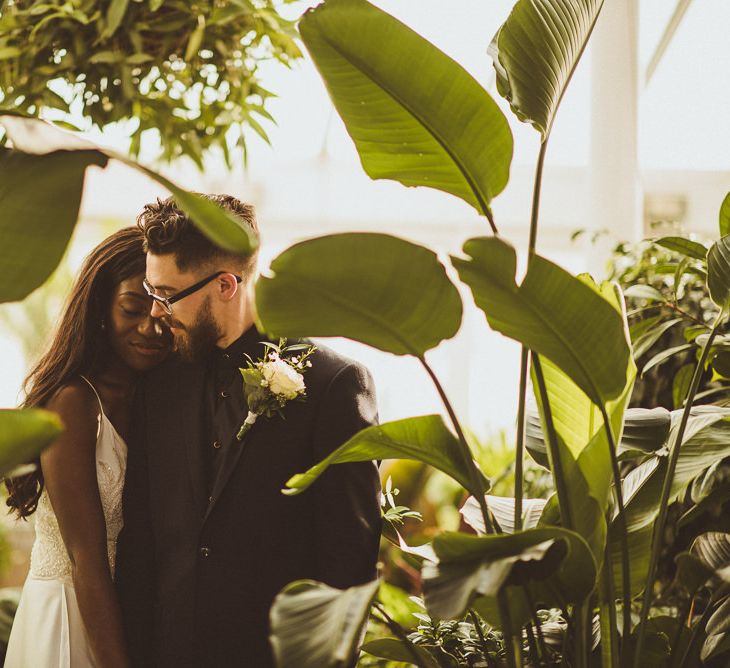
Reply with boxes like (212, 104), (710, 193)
(0, 0), (301, 166)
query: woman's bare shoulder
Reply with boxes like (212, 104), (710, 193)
(44, 378), (99, 448)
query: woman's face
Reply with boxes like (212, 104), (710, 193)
(107, 274), (172, 372)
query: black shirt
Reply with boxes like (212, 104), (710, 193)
(202, 325), (269, 492)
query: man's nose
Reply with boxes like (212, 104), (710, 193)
(150, 300), (167, 319)
(138, 313), (162, 337)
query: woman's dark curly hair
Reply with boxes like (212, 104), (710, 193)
(5, 227), (147, 519)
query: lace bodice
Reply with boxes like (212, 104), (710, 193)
(29, 379), (127, 583)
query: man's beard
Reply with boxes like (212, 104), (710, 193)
(170, 298), (221, 362)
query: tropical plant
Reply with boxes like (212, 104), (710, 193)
(235, 0), (730, 666)
(0, 0), (301, 166)
(599, 232), (725, 411)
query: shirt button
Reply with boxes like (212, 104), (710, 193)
(222, 353), (230, 360)
(208, 496), (214, 504)
(200, 546), (211, 558)
(212, 440), (221, 449)
(219, 390), (230, 399)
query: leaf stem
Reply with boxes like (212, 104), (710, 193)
(514, 347), (530, 532)
(372, 602), (428, 668)
(598, 404), (631, 646)
(468, 608), (495, 667)
(419, 356), (495, 533)
(633, 310), (726, 666)
(675, 594), (716, 668)
(600, 536), (620, 668)
(525, 587), (549, 665)
(498, 589), (522, 668)
(661, 300), (705, 326)
(531, 355), (574, 531)
(513, 138), (549, 533)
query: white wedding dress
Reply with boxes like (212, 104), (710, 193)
(5, 376), (127, 667)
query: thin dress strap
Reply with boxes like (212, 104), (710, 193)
(78, 374), (104, 417)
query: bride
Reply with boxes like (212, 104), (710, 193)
(4, 227), (171, 667)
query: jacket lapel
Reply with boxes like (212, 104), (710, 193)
(200, 325), (277, 525)
(174, 359), (208, 515)
(202, 416), (257, 524)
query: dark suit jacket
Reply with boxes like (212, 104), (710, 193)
(115, 336), (382, 667)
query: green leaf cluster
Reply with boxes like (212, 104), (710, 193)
(0, 0), (301, 166)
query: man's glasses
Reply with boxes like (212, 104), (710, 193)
(143, 271), (242, 316)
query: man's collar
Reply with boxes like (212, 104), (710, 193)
(215, 324), (269, 367)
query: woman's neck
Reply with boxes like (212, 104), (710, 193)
(90, 356), (136, 393)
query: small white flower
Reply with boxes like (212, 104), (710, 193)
(261, 358), (305, 400)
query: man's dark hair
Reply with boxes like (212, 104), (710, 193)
(137, 194), (260, 276)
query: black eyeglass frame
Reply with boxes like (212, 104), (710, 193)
(143, 271), (242, 315)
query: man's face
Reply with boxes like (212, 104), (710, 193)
(145, 253), (222, 361)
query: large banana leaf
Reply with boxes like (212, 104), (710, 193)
(256, 233), (462, 356)
(284, 415), (489, 500)
(299, 0), (513, 219)
(526, 407), (671, 468)
(0, 408), (63, 477)
(0, 147), (107, 303)
(608, 408), (730, 596)
(422, 528), (596, 620)
(452, 236), (630, 406)
(530, 364), (607, 564)
(489, 0), (605, 140)
(0, 115), (257, 303)
(621, 409), (730, 534)
(269, 578), (380, 668)
(460, 495), (547, 534)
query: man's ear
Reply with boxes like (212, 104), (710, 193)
(218, 273), (240, 301)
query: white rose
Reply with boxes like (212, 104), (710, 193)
(262, 358), (305, 399)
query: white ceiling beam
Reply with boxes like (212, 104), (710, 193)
(644, 0), (694, 87)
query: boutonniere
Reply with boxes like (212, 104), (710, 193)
(236, 338), (317, 441)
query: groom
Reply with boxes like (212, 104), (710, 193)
(115, 195), (382, 667)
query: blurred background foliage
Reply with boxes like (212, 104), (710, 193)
(0, 0), (301, 166)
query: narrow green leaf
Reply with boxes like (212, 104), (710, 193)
(623, 284), (665, 302)
(0, 47), (21, 60)
(104, 0), (129, 39)
(720, 193), (730, 238)
(184, 16), (206, 62)
(653, 236), (707, 261)
(88, 50), (119, 64)
(708, 235), (730, 309)
(672, 364), (694, 409)
(641, 343), (694, 377)
(632, 317), (682, 360)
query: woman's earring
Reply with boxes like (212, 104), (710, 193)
(100, 319), (106, 331)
